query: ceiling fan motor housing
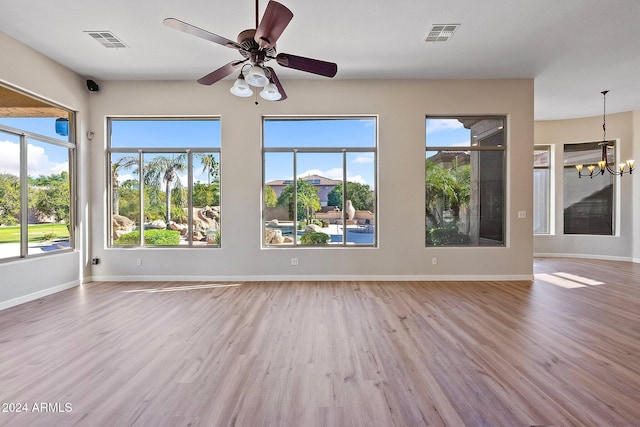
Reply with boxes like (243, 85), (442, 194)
(237, 29), (276, 64)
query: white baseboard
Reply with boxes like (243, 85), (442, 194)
(87, 274), (533, 283)
(534, 253), (633, 263)
(0, 280), (80, 311)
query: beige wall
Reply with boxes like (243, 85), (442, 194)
(1, 32), (535, 303)
(0, 33), (89, 308)
(534, 111), (637, 260)
(88, 78), (534, 281)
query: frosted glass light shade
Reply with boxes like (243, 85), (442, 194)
(260, 83), (281, 101)
(230, 76), (253, 97)
(245, 66), (269, 87)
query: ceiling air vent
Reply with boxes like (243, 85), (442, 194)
(424, 24), (460, 42)
(85, 31), (127, 48)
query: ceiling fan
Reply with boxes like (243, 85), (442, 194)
(164, 0), (338, 101)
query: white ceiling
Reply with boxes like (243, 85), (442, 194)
(1, 0), (639, 120)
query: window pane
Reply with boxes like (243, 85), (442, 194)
(263, 117), (377, 248)
(534, 149), (550, 167)
(533, 169), (550, 234)
(110, 119), (220, 149)
(142, 153), (187, 246)
(264, 118), (376, 148)
(192, 152), (220, 246)
(0, 131), (21, 259)
(426, 116), (505, 247)
(264, 152), (294, 246)
(426, 151), (473, 245)
(297, 152), (342, 245)
(564, 142), (613, 166)
(111, 153), (140, 246)
(563, 143), (614, 235)
(426, 118), (470, 147)
(345, 152), (376, 245)
(108, 118), (220, 248)
(563, 168), (613, 235)
(27, 138), (71, 255)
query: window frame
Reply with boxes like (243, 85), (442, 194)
(262, 116), (378, 248)
(533, 145), (552, 235)
(562, 140), (616, 236)
(107, 117), (221, 248)
(0, 86), (76, 262)
(425, 115), (507, 247)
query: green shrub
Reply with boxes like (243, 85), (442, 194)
(426, 222), (470, 246)
(116, 229), (181, 246)
(42, 232), (57, 241)
(321, 219), (330, 228)
(300, 231), (330, 245)
(170, 208), (188, 224)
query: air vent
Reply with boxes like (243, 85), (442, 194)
(85, 31), (128, 48)
(424, 24), (460, 42)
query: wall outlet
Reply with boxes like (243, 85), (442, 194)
(136, 258), (142, 266)
(518, 210), (527, 219)
(291, 258), (299, 266)
(431, 257), (438, 265)
(91, 257), (100, 265)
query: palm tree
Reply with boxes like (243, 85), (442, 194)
(195, 153), (219, 185)
(111, 155), (138, 215)
(143, 154), (187, 224)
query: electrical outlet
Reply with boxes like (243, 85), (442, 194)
(518, 210), (527, 219)
(431, 257), (438, 265)
(91, 257), (100, 265)
(136, 258), (142, 266)
(291, 258), (299, 266)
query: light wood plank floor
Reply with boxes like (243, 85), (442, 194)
(1, 258), (639, 426)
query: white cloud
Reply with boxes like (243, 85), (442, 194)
(352, 154), (374, 164)
(0, 140), (20, 175)
(118, 173), (135, 184)
(426, 119), (463, 134)
(346, 175), (367, 185)
(0, 139), (68, 177)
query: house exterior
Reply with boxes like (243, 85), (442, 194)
(265, 174), (340, 207)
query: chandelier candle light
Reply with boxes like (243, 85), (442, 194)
(576, 90), (634, 178)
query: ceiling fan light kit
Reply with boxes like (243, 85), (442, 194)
(164, 0), (337, 102)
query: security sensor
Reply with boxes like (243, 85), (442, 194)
(86, 79), (99, 92)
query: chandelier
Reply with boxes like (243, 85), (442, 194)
(575, 90), (634, 178)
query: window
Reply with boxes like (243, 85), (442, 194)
(426, 117), (505, 246)
(563, 142), (614, 235)
(534, 145), (551, 234)
(108, 118), (221, 247)
(263, 117), (377, 247)
(0, 85), (74, 261)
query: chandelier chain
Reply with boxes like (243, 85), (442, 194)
(602, 90), (607, 142)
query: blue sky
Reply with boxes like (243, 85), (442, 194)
(1, 116), (469, 185)
(263, 118), (376, 187)
(0, 117), (71, 177)
(425, 118), (470, 147)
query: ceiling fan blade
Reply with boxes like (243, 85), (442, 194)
(275, 53), (338, 78)
(197, 60), (245, 85)
(254, 1), (294, 49)
(164, 18), (243, 51)
(265, 67), (287, 101)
